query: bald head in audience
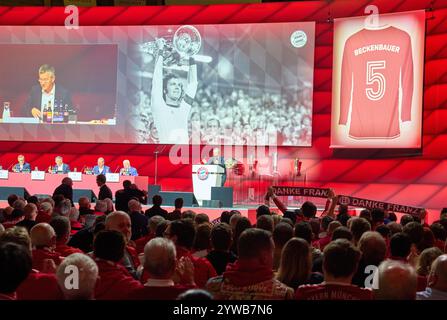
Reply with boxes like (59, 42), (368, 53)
(30, 223), (56, 249)
(144, 237), (177, 279)
(427, 254), (447, 292)
(374, 260), (417, 300)
(105, 211), (132, 243)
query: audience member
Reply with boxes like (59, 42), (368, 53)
(272, 222), (294, 270)
(389, 232), (412, 261)
(277, 237), (323, 290)
(36, 201), (53, 224)
(50, 216), (83, 257)
(417, 254), (447, 300)
(349, 217), (371, 245)
(0, 242), (32, 300)
(96, 174), (113, 201)
(295, 239), (372, 300)
(0, 227), (62, 300)
(105, 211), (140, 279)
(374, 259), (417, 300)
(193, 223), (212, 258)
(129, 238), (195, 299)
(256, 215), (274, 233)
(56, 253), (98, 300)
(207, 228), (294, 300)
(145, 195), (168, 219)
(206, 223), (237, 275)
(30, 223), (62, 271)
(177, 289), (213, 300)
(416, 247), (443, 277)
(195, 213), (210, 225)
(135, 215), (165, 254)
(93, 230), (143, 299)
(67, 215), (106, 253)
(15, 203), (38, 232)
(352, 231), (387, 288)
(164, 219), (216, 287)
(128, 199), (148, 241)
(52, 177), (73, 206)
(331, 226), (353, 242)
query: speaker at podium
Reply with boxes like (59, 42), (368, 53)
(192, 164), (226, 206)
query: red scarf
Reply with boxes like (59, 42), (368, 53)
(223, 260), (273, 287)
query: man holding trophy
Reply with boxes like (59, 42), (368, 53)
(148, 26), (200, 145)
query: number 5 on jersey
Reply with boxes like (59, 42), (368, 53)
(365, 60), (386, 101)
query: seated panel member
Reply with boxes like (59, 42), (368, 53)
(13, 154), (31, 173)
(23, 64), (73, 119)
(50, 156), (70, 174)
(92, 157), (110, 175)
(120, 160), (138, 176)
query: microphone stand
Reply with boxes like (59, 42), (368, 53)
(154, 145), (166, 186)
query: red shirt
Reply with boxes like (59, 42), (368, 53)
(128, 284), (194, 300)
(35, 212), (51, 224)
(176, 246), (217, 288)
(16, 270), (63, 300)
(339, 27), (414, 139)
(32, 248), (63, 271)
(318, 235), (331, 251)
(70, 220), (84, 235)
(135, 234), (155, 254)
(296, 282), (373, 300)
(55, 242), (83, 257)
(94, 258), (143, 300)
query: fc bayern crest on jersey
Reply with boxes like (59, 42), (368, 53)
(197, 167), (209, 180)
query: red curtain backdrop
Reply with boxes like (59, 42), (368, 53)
(0, 0), (446, 222)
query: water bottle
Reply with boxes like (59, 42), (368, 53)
(47, 101), (53, 124)
(3, 102), (11, 120)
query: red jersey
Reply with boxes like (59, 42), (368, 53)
(16, 270), (63, 300)
(32, 248), (63, 271)
(55, 243), (83, 257)
(339, 26), (413, 139)
(296, 282), (373, 300)
(128, 285), (194, 300)
(94, 258), (143, 300)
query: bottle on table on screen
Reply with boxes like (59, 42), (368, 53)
(43, 105), (48, 123)
(47, 101), (53, 124)
(3, 102), (11, 120)
(63, 104), (69, 123)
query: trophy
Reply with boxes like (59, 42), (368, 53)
(140, 25), (202, 66)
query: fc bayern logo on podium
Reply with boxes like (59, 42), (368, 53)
(197, 167), (209, 180)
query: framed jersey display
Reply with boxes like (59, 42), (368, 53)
(330, 10), (425, 148)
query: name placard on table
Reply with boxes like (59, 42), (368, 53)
(31, 171), (45, 180)
(68, 172), (83, 181)
(0, 170), (8, 179)
(106, 173), (120, 183)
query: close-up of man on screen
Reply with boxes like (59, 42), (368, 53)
(150, 38), (198, 145)
(23, 64), (73, 120)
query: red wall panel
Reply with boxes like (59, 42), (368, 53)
(0, 1), (447, 221)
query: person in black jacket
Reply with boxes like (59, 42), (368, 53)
(53, 177), (73, 206)
(128, 199), (148, 241)
(145, 195), (168, 219)
(96, 174), (112, 201)
(115, 180), (147, 212)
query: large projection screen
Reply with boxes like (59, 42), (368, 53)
(330, 10), (425, 149)
(0, 22), (315, 146)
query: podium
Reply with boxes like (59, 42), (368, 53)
(192, 165), (225, 206)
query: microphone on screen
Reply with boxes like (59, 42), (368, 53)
(114, 166), (120, 173)
(7, 162), (15, 171)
